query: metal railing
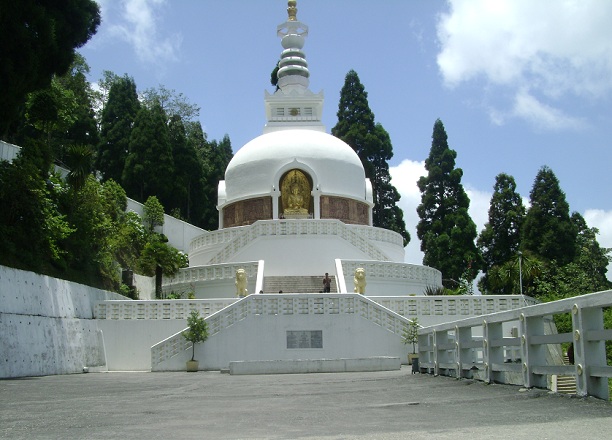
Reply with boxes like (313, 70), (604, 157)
(418, 289), (612, 400)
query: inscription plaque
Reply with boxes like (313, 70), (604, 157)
(286, 330), (323, 349)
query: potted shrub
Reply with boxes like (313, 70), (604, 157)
(182, 310), (209, 372)
(402, 318), (419, 370)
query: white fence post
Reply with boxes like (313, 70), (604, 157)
(572, 304), (608, 399)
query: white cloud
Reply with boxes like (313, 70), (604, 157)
(584, 209), (612, 251)
(584, 209), (612, 282)
(107, 0), (182, 64)
(437, 0), (612, 128)
(512, 89), (587, 131)
(390, 159), (426, 265)
(465, 185), (490, 234)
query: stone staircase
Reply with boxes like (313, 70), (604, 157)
(556, 354), (577, 395)
(262, 275), (337, 293)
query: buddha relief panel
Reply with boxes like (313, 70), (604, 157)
(280, 169), (312, 218)
(320, 196), (370, 225)
(223, 196), (273, 228)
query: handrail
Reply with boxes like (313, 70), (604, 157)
(417, 289), (612, 400)
(150, 293), (414, 370)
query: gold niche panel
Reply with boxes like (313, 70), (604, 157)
(223, 196), (273, 228)
(280, 169), (312, 218)
(320, 196), (369, 225)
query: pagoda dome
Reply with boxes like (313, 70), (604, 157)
(223, 129), (366, 204)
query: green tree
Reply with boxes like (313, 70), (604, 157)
(122, 102), (174, 204)
(24, 77), (78, 159)
(0, 0), (100, 135)
(477, 173), (526, 293)
(198, 133), (234, 230)
(522, 166), (577, 265)
(331, 70), (409, 243)
(55, 54), (99, 153)
(416, 119), (482, 288)
(65, 144), (94, 192)
(570, 212), (611, 290)
(143, 195), (165, 233)
(138, 233), (188, 298)
(141, 85), (200, 123)
(96, 75), (140, 184)
(182, 310), (209, 362)
(169, 116), (205, 223)
(0, 156), (72, 270)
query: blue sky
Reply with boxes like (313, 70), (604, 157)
(81, 0), (612, 277)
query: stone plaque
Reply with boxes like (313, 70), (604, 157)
(286, 330), (323, 349)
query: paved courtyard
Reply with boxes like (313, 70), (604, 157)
(1, 367), (611, 439)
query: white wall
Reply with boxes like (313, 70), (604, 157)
(227, 235), (372, 276)
(156, 312), (408, 371)
(96, 320), (187, 371)
(126, 199), (206, 253)
(0, 265), (125, 378)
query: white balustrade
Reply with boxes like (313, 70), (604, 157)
(340, 260), (444, 288)
(200, 220), (393, 265)
(417, 289), (612, 400)
(94, 299), (237, 320)
(376, 295), (536, 318)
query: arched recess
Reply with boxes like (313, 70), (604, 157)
(280, 169), (313, 218)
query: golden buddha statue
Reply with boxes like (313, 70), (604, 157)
(281, 169), (310, 216)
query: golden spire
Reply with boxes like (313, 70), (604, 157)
(287, 1), (297, 21)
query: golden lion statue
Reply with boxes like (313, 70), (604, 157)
(235, 268), (248, 297)
(354, 268), (366, 295)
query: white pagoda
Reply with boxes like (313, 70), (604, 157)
(164, 1), (442, 298)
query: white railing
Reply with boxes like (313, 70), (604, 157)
(95, 294), (536, 321)
(206, 220), (392, 265)
(348, 225), (405, 247)
(418, 289), (612, 400)
(94, 299), (237, 320)
(375, 295), (537, 318)
(339, 260), (443, 291)
(150, 293), (413, 370)
(162, 261), (261, 291)
(189, 227), (247, 254)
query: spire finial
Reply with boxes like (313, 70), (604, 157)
(287, 1), (297, 21)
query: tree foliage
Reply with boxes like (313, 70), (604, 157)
(122, 102), (174, 205)
(522, 166), (577, 265)
(477, 173), (525, 293)
(97, 75), (140, 184)
(332, 70), (409, 244)
(0, 0), (100, 135)
(416, 119), (482, 288)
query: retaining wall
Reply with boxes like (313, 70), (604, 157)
(0, 265), (125, 378)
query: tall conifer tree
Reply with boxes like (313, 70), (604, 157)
(96, 75), (140, 184)
(332, 70), (409, 244)
(522, 166), (577, 265)
(417, 119), (482, 288)
(477, 173), (526, 294)
(478, 173), (525, 272)
(122, 102), (174, 205)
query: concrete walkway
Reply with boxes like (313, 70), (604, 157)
(1, 367), (611, 439)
